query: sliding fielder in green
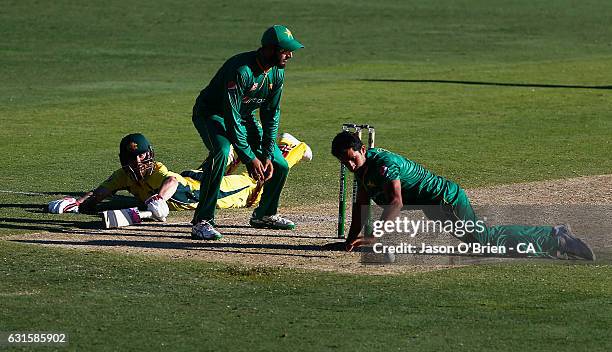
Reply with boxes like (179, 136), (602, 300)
(327, 131), (595, 260)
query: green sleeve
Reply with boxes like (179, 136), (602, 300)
(224, 69), (256, 163)
(374, 155), (402, 184)
(259, 70), (284, 160)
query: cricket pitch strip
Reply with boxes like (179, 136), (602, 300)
(4, 174), (612, 274)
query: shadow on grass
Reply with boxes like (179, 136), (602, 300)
(0, 194), (142, 232)
(0, 215), (335, 240)
(0, 217), (101, 232)
(9, 239), (330, 258)
(215, 224), (252, 229)
(3, 193), (140, 211)
(36, 191), (84, 197)
(0, 203), (46, 209)
(116, 225), (335, 239)
(358, 79), (612, 90)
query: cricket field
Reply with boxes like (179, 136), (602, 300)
(1, 1), (611, 350)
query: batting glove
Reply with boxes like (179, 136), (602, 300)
(145, 194), (169, 221)
(48, 197), (80, 214)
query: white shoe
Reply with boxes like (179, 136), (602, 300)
(191, 220), (223, 240)
(279, 133), (300, 146)
(302, 144), (313, 161)
(279, 133), (313, 161)
(249, 214), (296, 230)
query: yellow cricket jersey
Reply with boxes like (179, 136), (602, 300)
(99, 162), (198, 210)
(177, 141), (307, 210)
(177, 170), (259, 210)
(99, 141), (306, 211)
(217, 173), (259, 209)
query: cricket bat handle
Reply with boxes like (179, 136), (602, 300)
(140, 211), (153, 219)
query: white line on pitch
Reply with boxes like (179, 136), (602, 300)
(0, 190), (47, 196)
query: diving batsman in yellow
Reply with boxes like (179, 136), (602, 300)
(47, 133), (312, 232)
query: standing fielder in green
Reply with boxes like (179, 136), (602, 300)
(328, 131), (595, 260)
(191, 25), (304, 240)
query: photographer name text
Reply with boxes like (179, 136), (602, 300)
(373, 242), (537, 255)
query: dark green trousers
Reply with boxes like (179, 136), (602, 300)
(425, 189), (559, 257)
(192, 114), (288, 223)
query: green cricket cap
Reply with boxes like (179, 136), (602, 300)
(120, 133), (152, 157)
(261, 25), (304, 51)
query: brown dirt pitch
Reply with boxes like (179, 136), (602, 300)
(5, 175), (612, 274)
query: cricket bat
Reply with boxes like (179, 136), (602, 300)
(101, 207), (153, 229)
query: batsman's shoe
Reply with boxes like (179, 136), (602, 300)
(279, 133), (313, 161)
(554, 224), (595, 261)
(279, 132), (300, 147)
(249, 214), (296, 230)
(191, 220), (223, 240)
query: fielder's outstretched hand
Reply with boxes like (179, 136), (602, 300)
(321, 237), (376, 252)
(346, 237), (376, 252)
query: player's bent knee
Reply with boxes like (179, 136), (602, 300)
(210, 144), (231, 160)
(273, 158), (289, 175)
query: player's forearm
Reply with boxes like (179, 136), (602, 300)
(346, 203), (364, 243)
(346, 224), (363, 244)
(260, 110), (280, 160)
(76, 191), (93, 205)
(224, 74), (257, 163)
(158, 176), (179, 200)
(260, 87), (282, 160)
(380, 200), (403, 223)
(78, 188), (111, 213)
(346, 187), (370, 242)
(225, 115), (256, 163)
(226, 121), (256, 163)
(381, 180), (403, 222)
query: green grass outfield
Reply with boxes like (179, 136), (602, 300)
(1, 0), (611, 350)
(0, 242), (610, 351)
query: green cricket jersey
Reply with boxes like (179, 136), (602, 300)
(357, 148), (560, 257)
(193, 50), (284, 163)
(357, 148), (460, 206)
